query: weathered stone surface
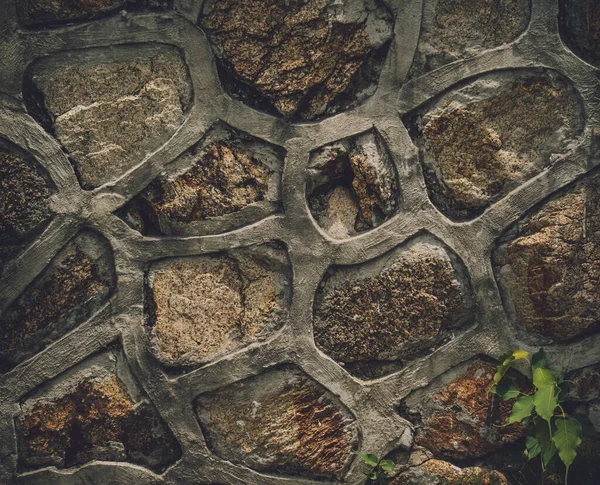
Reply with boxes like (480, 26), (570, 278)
(399, 359), (527, 460)
(199, 0), (393, 120)
(410, 0), (530, 77)
(194, 365), (356, 478)
(391, 458), (509, 485)
(411, 71), (581, 220)
(307, 130), (398, 239)
(494, 177), (600, 342)
(0, 138), (54, 271)
(560, 0), (600, 67)
(16, 350), (180, 472)
(0, 231), (115, 373)
(119, 124), (283, 236)
(314, 238), (473, 378)
(26, 46), (191, 189)
(146, 244), (290, 367)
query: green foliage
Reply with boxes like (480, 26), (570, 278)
(490, 348), (595, 485)
(359, 453), (395, 484)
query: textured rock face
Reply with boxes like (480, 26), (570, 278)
(26, 46), (191, 189)
(494, 177), (600, 342)
(0, 139), (54, 271)
(412, 72), (581, 220)
(195, 366), (356, 478)
(410, 0), (530, 77)
(119, 125), (283, 236)
(399, 360), (526, 460)
(307, 130), (398, 239)
(199, 0), (393, 120)
(146, 244), (290, 366)
(314, 238), (473, 378)
(392, 458), (509, 485)
(0, 231), (115, 373)
(560, 0), (600, 67)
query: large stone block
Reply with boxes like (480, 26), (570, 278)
(560, 0), (600, 67)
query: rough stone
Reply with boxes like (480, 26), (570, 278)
(307, 130), (398, 239)
(399, 359), (527, 460)
(26, 46), (191, 189)
(412, 71), (581, 220)
(0, 138), (54, 271)
(560, 0), (600, 67)
(494, 176), (600, 342)
(391, 458), (509, 485)
(410, 0), (530, 77)
(146, 244), (290, 367)
(0, 231), (115, 373)
(314, 238), (473, 378)
(194, 365), (356, 478)
(198, 0), (393, 120)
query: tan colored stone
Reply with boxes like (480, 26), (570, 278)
(391, 459), (509, 485)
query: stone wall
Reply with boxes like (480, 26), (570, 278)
(0, 0), (599, 484)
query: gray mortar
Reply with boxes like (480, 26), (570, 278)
(0, 0), (598, 484)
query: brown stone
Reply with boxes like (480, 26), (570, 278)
(410, 0), (530, 77)
(146, 244), (290, 366)
(199, 0), (393, 120)
(560, 0), (600, 67)
(314, 239), (473, 377)
(569, 364), (600, 402)
(494, 177), (600, 342)
(16, 374), (180, 472)
(391, 458), (509, 485)
(307, 130), (399, 239)
(415, 72), (581, 219)
(194, 366), (356, 478)
(0, 231), (115, 372)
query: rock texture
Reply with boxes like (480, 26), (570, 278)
(410, 0), (530, 77)
(494, 176), (600, 342)
(392, 458), (509, 485)
(307, 130), (398, 239)
(413, 71), (581, 219)
(26, 46), (191, 188)
(195, 365), (356, 478)
(119, 124), (283, 236)
(146, 244), (290, 367)
(0, 139), (54, 271)
(314, 238), (473, 378)
(399, 360), (527, 460)
(0, 231), (115, 373)
(560, 0), (600, 67)
(198, 0), (393, 120)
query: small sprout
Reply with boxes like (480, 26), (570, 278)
(359, 453), (395, 484)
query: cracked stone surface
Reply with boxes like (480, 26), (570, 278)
(560, 0), (600, 67)
(314, 237), (473, 379)
(391, 458), (509, 485)
(198, 0), (393, 120)
(494, 176), (600, 343)
(195, 365), (356, 479)
(410, 71), (582, 220)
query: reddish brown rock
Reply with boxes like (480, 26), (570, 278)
(560, 0), (600, 67)
(494, 177), (600, 342)
(199, 0), (393, 120)
(194, 366), (356, 478)
(391, 458), (509, 485)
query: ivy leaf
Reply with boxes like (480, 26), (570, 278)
(359, 453), (379, 467)
(552, 416), (583, 473)
(379, 460), (395, 471)
(531, 348), (548, 372)
(512, 350), (530, 361)
(535, 418), (557, 468)
(493, 380), (521, 401)
(533, 367), (556, 389)
(507, 395), (534, 424)
(534, 384), (559, 422)
(525, 435), (541, 460)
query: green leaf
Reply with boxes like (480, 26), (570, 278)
(573, 413), (598, 437)
(368, 470), (378, 479)
(525, 436), (541, 460)
(552, 416), (583, 471)
(557, 380), (571, 403)
(533, 367), (557, 389)
(532, 348), (548, 372)
(533, 385), (559, 422)
(494, 380), (521, 401)
(512, 350), (530, 361)
(507, 395), (534, 424)
(359, 453), (379, 467)
(535, 418), (557, 468)
(379, 460), (395, 471)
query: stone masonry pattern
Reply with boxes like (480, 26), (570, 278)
(0, 1), (599, 485)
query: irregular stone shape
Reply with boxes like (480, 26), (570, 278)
(16, 350), (180, 472)
(194, 365), (356, 478)
(0, 138), (54, 271)
(18, 0), (171, 27)
(560, 0), (600, 67)
(494, 176), (600, 342)
(119, 124), (283, 236)
(410, 71), (581, 220)
(26, 45), (191, 189)
(0, 231), (115, 373)
(410, 0), (530, 77)
(146, 243), (290, 367)
(391, 459), (509, 485)
(307, 130), (399, 239)
(314, 237), (473, 379)
(198, 0), (393, 120)
(399, 359), (527, 460)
